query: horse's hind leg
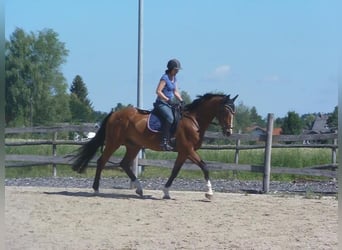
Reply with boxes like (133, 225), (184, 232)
(93, 141), (120, 193)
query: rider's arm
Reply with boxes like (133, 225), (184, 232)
(156, 80), (170, 102)
(174, 88), (183, 102)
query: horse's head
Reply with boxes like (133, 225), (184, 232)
(218, 94), (238, 136)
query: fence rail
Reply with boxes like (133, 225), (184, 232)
(5, 115), (338, 193)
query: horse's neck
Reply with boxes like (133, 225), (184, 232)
(194, 101), (219, 132)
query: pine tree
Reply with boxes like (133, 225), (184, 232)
(70, 75), (91, 106)
(69, 75), (94, 122)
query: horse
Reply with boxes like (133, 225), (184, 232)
(72, 93), (238, 199)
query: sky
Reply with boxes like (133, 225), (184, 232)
(5, 0), (341, 118)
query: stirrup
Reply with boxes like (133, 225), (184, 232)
(161, 142), (174, 151)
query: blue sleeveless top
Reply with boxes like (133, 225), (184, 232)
(157, 74), (177, 101)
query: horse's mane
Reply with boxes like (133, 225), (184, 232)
(184, 93), (226, 112)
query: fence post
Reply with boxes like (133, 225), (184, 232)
(332, 132), (337, 164)
(263, 113), (274, 193)
(52, 132), (57, 177)
(233, 129), (241, 178)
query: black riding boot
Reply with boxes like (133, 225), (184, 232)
(161, 121), (174, 151)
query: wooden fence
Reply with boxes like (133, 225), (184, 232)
(5, 114), (338, 193)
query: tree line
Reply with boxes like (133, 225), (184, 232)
(5, 28), (106, 126)
(5, 28), (338, 134)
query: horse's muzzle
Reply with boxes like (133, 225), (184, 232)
(223, 128), (233, 137)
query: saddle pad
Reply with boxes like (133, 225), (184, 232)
(147, 113), (162, 133)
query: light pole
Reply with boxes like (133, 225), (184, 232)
(133, 0), (144, 178)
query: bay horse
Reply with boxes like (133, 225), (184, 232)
(72, 93), (238, 199)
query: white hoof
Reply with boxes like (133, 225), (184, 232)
(205, 193), (213, 200)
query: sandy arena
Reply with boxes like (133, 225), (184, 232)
(5, 186), (337, 249)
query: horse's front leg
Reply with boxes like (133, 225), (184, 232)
(163, 154), (187, 199)
(199, 159), (214, 200)
(205, 178), (214, 200)
(188, 154), (214, 200)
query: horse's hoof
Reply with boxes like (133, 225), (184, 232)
(163, 195), (171, 199)
(205, 193), (213, 200)
(136, 189), (143, 197)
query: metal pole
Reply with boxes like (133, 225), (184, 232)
(137, 0), (143, 109)
(263, 113), (274, 193)
(132, 0), (143, 180)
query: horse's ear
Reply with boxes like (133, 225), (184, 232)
(232, 94), (239, 102)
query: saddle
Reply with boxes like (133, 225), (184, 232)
(140, 104), (182, 134)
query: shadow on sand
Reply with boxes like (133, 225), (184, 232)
(43, 190), (161, 200)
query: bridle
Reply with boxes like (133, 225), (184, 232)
(218, 102), (236, 134)
(181, 94), (238, 135)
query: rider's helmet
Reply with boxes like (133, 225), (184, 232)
(167, 59), (182, 71)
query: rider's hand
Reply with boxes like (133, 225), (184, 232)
(180, 100), (185, 109)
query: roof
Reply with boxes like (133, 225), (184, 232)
(272, 128), (282, 135)
(246, 126), (282, 136)
(310, 114), (331, 133)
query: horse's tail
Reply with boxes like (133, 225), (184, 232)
(71, 112), (112, 173)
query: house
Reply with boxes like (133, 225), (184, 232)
(310, 114), (331, 134)
(303, 113), (332, 144)
(246, 125), (266, 137)
(303, 113), (332, 135)
(246, 126), (282, 137)
(272, 127), (282, 136)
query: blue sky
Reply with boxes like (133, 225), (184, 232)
(5, 0), (341, 118)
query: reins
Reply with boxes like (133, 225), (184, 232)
(183, 113), (200, 131)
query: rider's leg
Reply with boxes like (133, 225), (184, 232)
(155, 102), (174, 151)
(161, 121), (173, 151)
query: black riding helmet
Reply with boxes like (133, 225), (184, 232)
(167, 59), (182, 71)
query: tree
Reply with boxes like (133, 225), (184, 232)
(70, 75), (92, 106)
(327, 106), (338, 129)
(234, 102), (251, 132)
(180, 90), (192, 104)
(281, 111), (303, 135)
(301, 113), (316, 130)
(69, 75), (94, 122)
(5, 28), (70, 126)
(114, 103), (124, 111)
(93, 110), (108, 123)
(113, 103), (133, 112)
(250, 106), (266, 127)
(274, 117), (284, 128)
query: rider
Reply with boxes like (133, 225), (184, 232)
(154, 58), (184, 151)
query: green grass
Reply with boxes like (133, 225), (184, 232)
(5, 145), (336, 181)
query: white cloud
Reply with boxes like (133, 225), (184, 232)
(263, 74), (280, 82)
(206, 64), (231, 81)
(214, 65), (231, 76)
